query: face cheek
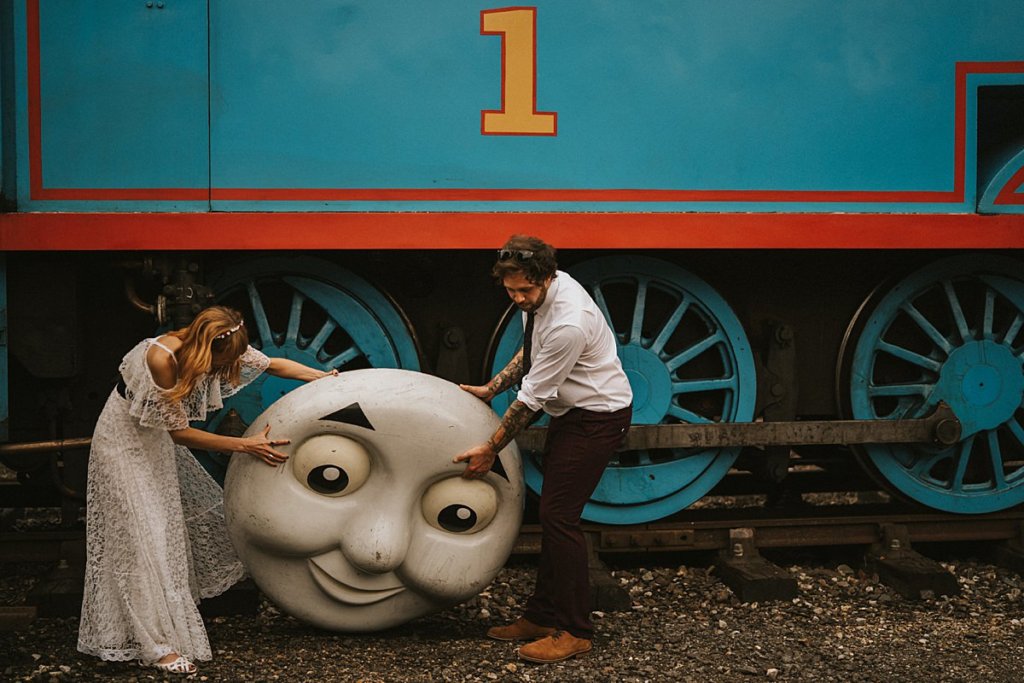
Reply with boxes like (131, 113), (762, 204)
(400, 486), (522, 601)
(226, 457), (363, 557)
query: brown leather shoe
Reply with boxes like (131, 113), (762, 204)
(517, 630), (592, 663)
(486, 617), (556, 642)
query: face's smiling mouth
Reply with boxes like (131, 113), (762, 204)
(307, 553), (407, 606)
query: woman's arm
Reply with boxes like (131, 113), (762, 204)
(169, 424), (291, 466)
(265, 357), (338, 382)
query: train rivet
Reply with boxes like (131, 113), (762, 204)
(732, 543), (744, 558)
(890, 538), (901, 550)
(145, 1), (153, 6)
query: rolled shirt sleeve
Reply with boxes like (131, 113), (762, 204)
(517, 324), (587, 413)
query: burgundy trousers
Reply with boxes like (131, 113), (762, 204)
(522, 405), (631, 639)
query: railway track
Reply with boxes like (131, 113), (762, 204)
(4, 500), (1023, 619)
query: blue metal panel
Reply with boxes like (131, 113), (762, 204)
(8, 1), (1024, 213)
(19, 0), (209, 210)
(0, 0), (12, 204)
(206, 0), (1024, 213)
(0, 253), (7, 442)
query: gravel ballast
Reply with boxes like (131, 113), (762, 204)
(2, 553), (1023, 682)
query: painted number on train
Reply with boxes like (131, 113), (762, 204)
(481, 7), (558, 136)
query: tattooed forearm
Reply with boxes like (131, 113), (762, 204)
(486, 399), (539, 453)
(485, 349), (524, 397)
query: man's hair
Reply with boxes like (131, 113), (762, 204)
(492, 235), (558, 285)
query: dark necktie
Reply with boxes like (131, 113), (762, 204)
(522, 312), (535, 376)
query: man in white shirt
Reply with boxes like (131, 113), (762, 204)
(455, 235), (632, 663)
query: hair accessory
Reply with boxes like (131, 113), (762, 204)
(214, 320), (244, 340)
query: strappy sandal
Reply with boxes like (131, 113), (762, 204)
(143, 654), (197, 675)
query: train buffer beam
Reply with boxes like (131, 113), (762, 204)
(514, 402), (961, 451)
(714, 528), (798, 604)
(866, 524), (960, 600)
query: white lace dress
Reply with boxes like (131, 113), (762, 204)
(77, 338), (270, 664)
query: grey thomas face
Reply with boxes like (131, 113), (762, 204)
(224, 369), (524, 632)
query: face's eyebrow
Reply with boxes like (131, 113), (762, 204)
(316, 401), (509, 480)
(319, 403), (375, 430)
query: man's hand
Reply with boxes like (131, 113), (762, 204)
(453, 443), (498, 478)
(459, 383), (494, 403)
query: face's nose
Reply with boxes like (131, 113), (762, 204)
(339, 509), (410, 574)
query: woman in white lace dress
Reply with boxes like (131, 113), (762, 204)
(77, 306), (336, 675)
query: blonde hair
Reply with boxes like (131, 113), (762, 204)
(164, 306), (249, 402)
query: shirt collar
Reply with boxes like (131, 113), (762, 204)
(535, 272), (560, 317)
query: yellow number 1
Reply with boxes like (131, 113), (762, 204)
(481, 7), (557, 136)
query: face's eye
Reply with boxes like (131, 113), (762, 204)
(292, 434), (371, 497)
(421, 477), (498, 534)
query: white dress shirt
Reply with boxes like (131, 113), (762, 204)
(516, 271), (633, 417)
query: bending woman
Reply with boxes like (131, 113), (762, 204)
(77, 305), (337, 675)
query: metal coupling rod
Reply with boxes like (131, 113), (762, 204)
(0, 436), (92, 455)
(515, 402), (961, 452)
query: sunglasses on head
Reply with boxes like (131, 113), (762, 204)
(497, 249), (535, 262)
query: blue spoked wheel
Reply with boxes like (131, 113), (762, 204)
(488, 256), (757, 524)
(840, 254), (1024, 513)
(199, 256), (421, 481)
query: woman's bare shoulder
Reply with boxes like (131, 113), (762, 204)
(146, 336), (181, 389)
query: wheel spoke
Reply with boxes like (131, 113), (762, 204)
(983, 288), (996, 340)
(671, 377), (736, 394)
(665, 332), (723, 373)
(286, 291), (305, 344)
(590, 284), (615, 334)
(630, 277), (648, 345)
(1007, 417), (1024, 449)
(876, 340), (942, 374)
(988, 430), (1007, 491)
(949, 437), (974, 492)
(942, 280), (972, 343)
(323, 345), (362, 369)
(650, 295), (691, 355)
(666, 404), (713, 424)
(246, 282), (275, 348)
(1003, 313), (1023, 348)
(910, 448), (950, 479)
(867, 383), (930, 398)
(308, 319), (338, 356)
(901, 302), (954, 356)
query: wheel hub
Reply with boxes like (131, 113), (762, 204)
(933, 340), (1024, 436)
(618, 344), (672, 425)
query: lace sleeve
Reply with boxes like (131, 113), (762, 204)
(118, 340), (190, 430)
(220, 346), (271, 399)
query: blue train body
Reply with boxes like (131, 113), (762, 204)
(1, 2), (1023, 522)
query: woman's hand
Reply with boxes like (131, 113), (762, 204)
(267, 358), (340, 383)
(238, 424), (291, 467)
